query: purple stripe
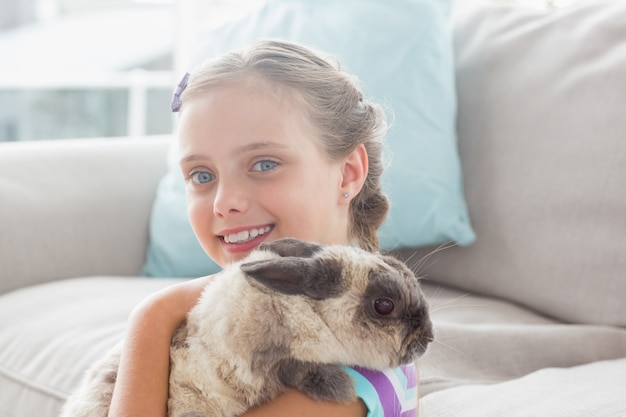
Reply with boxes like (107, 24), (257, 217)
(353, 367), (403, 417)
(401, 363), (417, 389)
(399, 365), (418, 417)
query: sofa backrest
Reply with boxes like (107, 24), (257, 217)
(0, 137), (169, 294)
(406, 1), (626, 327)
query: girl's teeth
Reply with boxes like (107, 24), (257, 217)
(224, 226), (270, 244)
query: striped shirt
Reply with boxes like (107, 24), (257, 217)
(343, 364), (418, 417)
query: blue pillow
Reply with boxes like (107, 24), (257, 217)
(142, 0), (475, 277)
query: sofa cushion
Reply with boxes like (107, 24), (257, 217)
(408, 1), (626, 326)
(0, 277), (180, 417)
(421, 357), (626, 417)
(418, 283), (626, 396)
(141, 0), (475, 277)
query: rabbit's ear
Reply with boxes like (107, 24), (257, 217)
(258, 238), (323, 258)
(241, 257), (343, 300)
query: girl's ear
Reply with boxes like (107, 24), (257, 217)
(340, 144), (369, 204)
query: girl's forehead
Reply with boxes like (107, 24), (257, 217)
(190, 74), (297, 104)
(179, 83), (327, 157)
(185, 79), (304, 119)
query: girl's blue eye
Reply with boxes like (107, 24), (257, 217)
(190, 171), (215, 185)
(252, 160), (279, 172)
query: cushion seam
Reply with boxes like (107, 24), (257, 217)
(0, 364), (68, 401)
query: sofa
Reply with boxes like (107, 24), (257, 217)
(1, 1), (625, 416)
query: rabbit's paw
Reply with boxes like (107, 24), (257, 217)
(279, 360), (356, 404)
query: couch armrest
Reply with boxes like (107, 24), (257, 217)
(0, 136), (170, 294)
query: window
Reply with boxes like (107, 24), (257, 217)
(0, 0), (263, 142)
(0, 0), (177, 141)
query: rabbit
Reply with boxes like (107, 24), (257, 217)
(60, 238), (433, 417)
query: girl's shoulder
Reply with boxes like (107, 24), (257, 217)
(342, 364), (418, 417)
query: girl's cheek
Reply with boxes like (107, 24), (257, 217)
(186, 188), (213, 209)
(187, 195), (213, 229)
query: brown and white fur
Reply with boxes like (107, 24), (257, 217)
(60, 238), (433, 417)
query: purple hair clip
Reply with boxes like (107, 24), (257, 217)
(171, 72), (190, 112)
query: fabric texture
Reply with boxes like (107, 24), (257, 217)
(0, 277), (181, 417)
(421, 358), (626, 417)
(0, 137), (169, 294)
(345, 365), (418, 417)
(407, 0), (626, 327)
(141, 0), (475, 277)
(416, 282), (626, 397)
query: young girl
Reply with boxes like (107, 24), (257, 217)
(108, 40), (418, 417)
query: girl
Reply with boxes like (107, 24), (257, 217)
(108, 40), (418, 417)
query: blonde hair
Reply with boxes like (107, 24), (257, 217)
(180, 40), (389, 252)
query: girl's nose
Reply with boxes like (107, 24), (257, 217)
(212, 179), (250, 218)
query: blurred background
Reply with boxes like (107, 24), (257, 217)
(0, 0), (577, 142)
(0, 0), (264, 142)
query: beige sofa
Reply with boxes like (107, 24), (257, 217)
(1, 1), (625, 416)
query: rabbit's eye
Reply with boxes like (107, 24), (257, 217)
(374, 298), (395, 316)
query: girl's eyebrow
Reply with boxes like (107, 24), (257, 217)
(237, 141), (289, 153)
(179, 154), (205, 164)
(179, 141), (288, 165)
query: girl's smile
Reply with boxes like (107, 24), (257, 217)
(221, 225), (273, 245)
(219, 224), (274, 254)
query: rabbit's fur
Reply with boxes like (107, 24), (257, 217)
(60, 238), (433, 417)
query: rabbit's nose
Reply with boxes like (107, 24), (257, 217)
(421, 319), (434, 347)
(420, 306), (434, 344)
(400, 310), (434, 363)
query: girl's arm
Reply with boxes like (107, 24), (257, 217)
(108, 276), (367, 417)
(108, 276), (213, 417)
